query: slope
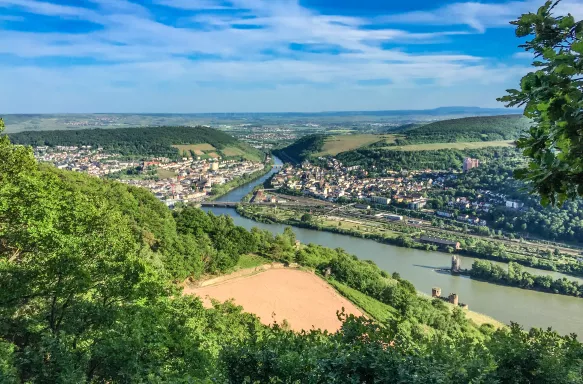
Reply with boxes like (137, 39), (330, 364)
(9, 125), (263, 160)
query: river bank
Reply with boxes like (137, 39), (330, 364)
(202, 157), (583, 338)
(236, 204), (583, 280)
(204, 158), (273, 202)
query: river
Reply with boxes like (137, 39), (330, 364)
(204, 157), (583, 337)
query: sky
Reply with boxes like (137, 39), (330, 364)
(0, 0), (581, 113)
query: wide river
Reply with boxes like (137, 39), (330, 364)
(204, 157), (583, 337)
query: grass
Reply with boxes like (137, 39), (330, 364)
(222, 145), (262, 162)
(384, 140), (515, 151)
(172, 143), (216, 153)
(328, 279), (397, 322)
(235, 254), (270, 270)
(315, 134), (395, 156)
(156, 169), (177, 179)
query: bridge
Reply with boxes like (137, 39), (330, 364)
(200, 202), (240, 208)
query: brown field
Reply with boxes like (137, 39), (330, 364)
(207, 152), (220, 158)
(386, 140), (515, 151)
(185, 268), (363, 332)
(172, 143), (216, 156)
(315, 134), (395, 156)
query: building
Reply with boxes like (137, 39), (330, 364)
(371, 196), (391, 205)
(210, 162), (219, 171)
(419, 235), (461, 250)
(354, 204), (370, 210)
(385, 214), (403, 221)
(408, 198), (427, 210)
(463, 157), (480, 172)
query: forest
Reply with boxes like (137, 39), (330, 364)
(443, 158), (583, 244)
(470, 260), (583, 297)
(335, 146), (519, 172)
(2, 118), (582, 382)
(273, 133), (326, 163)
(9, 125), (262, 159)
(394, 115), (529, 145)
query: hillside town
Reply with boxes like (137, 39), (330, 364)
(270, 157), (526, 229)
(32, 146), (265, 206)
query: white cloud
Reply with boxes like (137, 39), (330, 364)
(0, 0), (542, 111)
(380, 0), (583, 33)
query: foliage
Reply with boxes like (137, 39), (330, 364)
(334, 146), (518, 172)
(471, 260), (583, 297)
(273, 134), (326, 163)
(0, 121), (265, 382)
(395, 115), (529, 145)
(221, 318), (583, 384)
(445, 158), (583, 244)
(498, 1), (583, 205)
(9, 125), (262, 160)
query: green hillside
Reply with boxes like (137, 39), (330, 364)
(273, 133), (326, 163)
(396, 114), (530, 145)
(9, 125), (263, 160)
(1, 118), (582, 382)
(276, 115), (529, 163)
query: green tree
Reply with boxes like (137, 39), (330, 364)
(498, 1), (583, 205)
(301, 213), (313, 222)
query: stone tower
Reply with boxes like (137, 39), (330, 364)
(451, 255), (461, 273)
(448, 293), (459, 306)
(431, 287), (442, 298)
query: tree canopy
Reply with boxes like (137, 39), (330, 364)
(499, 0), (583, 205)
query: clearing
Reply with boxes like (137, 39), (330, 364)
(172, 143), (216, 156)
(222, 146), (262, 162)
(157, 169), (177, 179)
(315, 134), (395, 156)
(385, 140), (515, 151)
(185, 267), (363, 332)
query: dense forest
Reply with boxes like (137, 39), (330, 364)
(471, 260), (583, 297)
(2, 118), (583, 382)
(395, 115), (530, 145)
(9, 125), (262, 159)
(273, 134), (326, 163)
(335, 146), (518, 172)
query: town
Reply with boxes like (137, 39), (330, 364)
(268, 156), (527, 230)
(32, 145), (266, 206)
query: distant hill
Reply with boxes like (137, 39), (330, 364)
(276, 115), (529, 163)
(395, 115), (530, 145)
(1, 108), (520, 132)
(9, 126), (263, 161)
(273, 134), (327, 163)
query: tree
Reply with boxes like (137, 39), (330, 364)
(498, 1), (583, 205)
(300, 213), (313, 223)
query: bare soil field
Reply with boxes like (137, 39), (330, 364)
(386, 140), (515, 151)
(185, 268), (363, 332)
(316, 134), (395, 156)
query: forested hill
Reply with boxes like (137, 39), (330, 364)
(273, 134), (326, 163)
(9, 125), (262, 159)
(396, 114), (530, 145)
(276, 115), (530, 163)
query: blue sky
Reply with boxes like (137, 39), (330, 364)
(0, 0), (581, 113)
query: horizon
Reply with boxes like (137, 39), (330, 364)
(1, 0), (581, 113)
(1, 106), (521, 115)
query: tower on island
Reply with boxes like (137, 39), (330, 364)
(451, 255), (461, 273)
